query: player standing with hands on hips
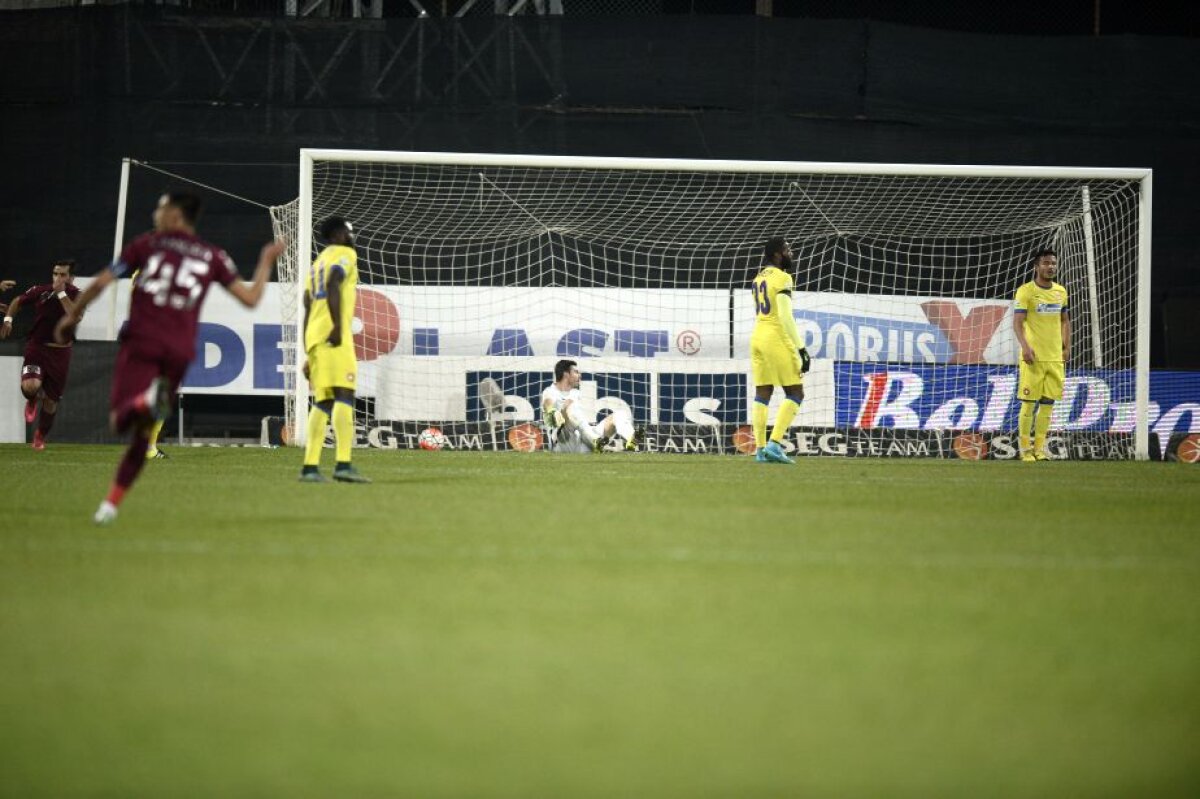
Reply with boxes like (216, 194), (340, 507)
(1013, 248), (1070, 462)
(749, 237), (811, 464)
(56, 192), (285, 525)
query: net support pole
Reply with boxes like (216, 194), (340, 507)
(1135, 172), (1152, 460)
(294, 151), (314, 446)
(108, 157), (132, 340)
(1080, 186), (1103, 368)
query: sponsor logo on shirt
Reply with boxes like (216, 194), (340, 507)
(1035, 303), (1063, 313)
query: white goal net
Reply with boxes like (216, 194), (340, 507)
(270, 151), (1150, 458)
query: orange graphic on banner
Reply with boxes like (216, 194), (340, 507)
(508, 423), (543, 452)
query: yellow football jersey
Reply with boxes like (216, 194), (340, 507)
(750, 265), (795, 339)
(305, 244), (358, 352)
(1013, 280), (1068, 362)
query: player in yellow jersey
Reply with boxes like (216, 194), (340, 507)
(1012, 248), (1070, 462)
(299, 217), (369, 483)
(750, 237), (811, 465)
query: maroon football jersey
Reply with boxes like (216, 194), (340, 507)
(17, 283), (82, 345)
(115, 231), (239, 360)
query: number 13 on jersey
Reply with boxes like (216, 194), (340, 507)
(752, 279), (771, 315)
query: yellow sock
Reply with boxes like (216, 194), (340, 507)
(332, 400), (355, 463)
(304, 404), (329, 467)
(1018, 401), (1036, 452)
(1034, 402), (1053, 453)
(752, 399), (769, 449)
(770, 397), (800, 443)
(147, 419), (164, 453)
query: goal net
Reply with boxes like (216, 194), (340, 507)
(270, 151), (1150, 458)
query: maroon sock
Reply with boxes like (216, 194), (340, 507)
(114, 429), (152, 491)
(37, 409), (56, 437)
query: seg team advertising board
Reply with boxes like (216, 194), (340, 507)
(82, 283), (1200, 458)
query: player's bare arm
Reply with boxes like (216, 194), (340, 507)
(225, 240), (285, 309)
(55, 270), (115, 343)
(0, 293), (23, 338)
(325, 268), (344, 347)
(56, 292), (80, 319)
(1013, 310), (1035, 363)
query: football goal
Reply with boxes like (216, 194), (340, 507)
(270, 150), (1150, 457)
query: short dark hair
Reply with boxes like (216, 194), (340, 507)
(1030, 248), (1057, 267)
(53, 259), (75, 274)
(554, 359), (577, 382)
(320, 216), (352, 242)
(763, 236), (788, 262)
(164, 192), (203, 225)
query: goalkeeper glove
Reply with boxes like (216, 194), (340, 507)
(544, 407), (563, 428)
(798, 347), (811, 374)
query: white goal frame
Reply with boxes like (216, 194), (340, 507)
(290, 149), (1152, 458)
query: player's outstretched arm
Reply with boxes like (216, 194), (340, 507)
(226, 240), (286, 309)
(54, 270), (114, 343)
(1, 293), (24, 339)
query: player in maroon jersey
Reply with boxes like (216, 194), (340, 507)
(1, 260), (82, 451)
(56, 192), (285, 525)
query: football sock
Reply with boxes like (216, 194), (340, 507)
(752, 397), (769, 449)
(1018, 400), (1036, 452)
(770, 396), (800, 443)
(36, 408), (56, 437)
(304, 403), (330, 467)
(332, 399), (355, 463)
(147, 419), (165, 453)
(1034, 401), (1054, 452)
(105, 484), (127, 508)
(112, 428), (152, 502)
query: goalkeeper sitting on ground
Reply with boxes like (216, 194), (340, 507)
(541, 359), (643, 453)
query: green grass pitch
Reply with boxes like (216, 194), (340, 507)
(1, 445), (1198, 797)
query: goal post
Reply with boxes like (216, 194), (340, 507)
(272, 150), (1152, 459)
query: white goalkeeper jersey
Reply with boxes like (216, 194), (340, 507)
(541, 383), (594, 453)
(541, 384), (583, 424)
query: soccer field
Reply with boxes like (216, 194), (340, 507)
(1, 445), (1197, 797)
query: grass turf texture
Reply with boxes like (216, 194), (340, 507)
(1, 445), (1198, 797)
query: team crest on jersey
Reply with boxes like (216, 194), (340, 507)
(346, 372), (355, 383)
